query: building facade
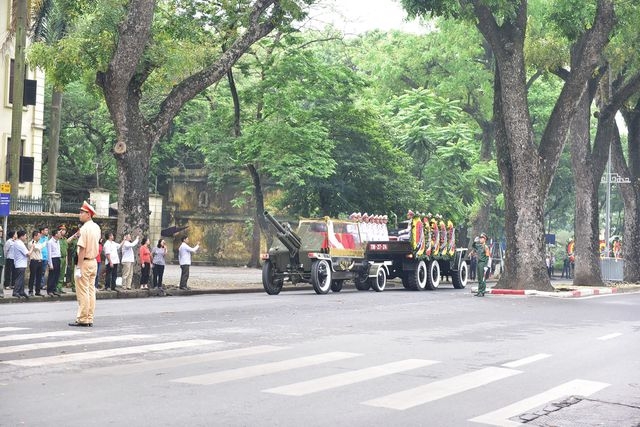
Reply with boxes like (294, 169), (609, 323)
(0, 0), (46, 198)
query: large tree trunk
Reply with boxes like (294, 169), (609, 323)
(493, 62), (552, 291)
(472, 0), (615, 290)
(570, 88), (604, 285)
(247, 164), (266, 268)
(617, 101), (640, 281)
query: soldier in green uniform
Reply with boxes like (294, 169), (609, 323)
(57, 225), (68, 293)
(473, 233), (491, 297)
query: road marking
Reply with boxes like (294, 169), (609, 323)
(173, 351), (361, 385)
(469, 379), (610, 426)
(0, 327), (30, 333)
(363, 367), (521, 410)
(0, 331), (87, 342)
(0, 334), (153, 354)
(92, 345), (287, 376)
(597, 333), (622, 341)
(263, 359), (439, 396)
(2, 339), (215, 367)
(501, 354), (552, 368)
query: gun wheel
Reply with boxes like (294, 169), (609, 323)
(262, 261), (283, 295)
(311, 260), (332, 294)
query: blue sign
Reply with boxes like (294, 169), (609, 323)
(0, 193), (10, 216)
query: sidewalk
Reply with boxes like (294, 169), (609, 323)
(0, 264), (265, 303)
(1, 266), (639, 303)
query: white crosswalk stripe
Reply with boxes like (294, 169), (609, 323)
(92, 345), (288, 376)
(263, 359), (439, 396)
(173, 351), (361, 385)
(0, 330), (87, 342)
(3, 339), (216, 367)
(501, 353), (552, 368)
(469, 379), (610, 426)
(0, 334), (153, 354)
(0, 327), (30, 333)
(362, 366), (522, 410)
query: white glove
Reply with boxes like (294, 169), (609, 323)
(75, 268), (82, 278)
(483, 267), (489, 273)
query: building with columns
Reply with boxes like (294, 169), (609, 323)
(0, 0), (46, 198)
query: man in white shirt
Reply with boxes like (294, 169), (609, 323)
(103, 232), (121, 291)
(178, 236), (199, 290)
(120, 232), (139, 290)
(46, 229), (62, 296)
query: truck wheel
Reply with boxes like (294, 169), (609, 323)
(311, 260), (332, 294)
(369, 266), (387, 292)
(426, 260), (441, 290)
(262, 261), (283, 295)
(355, 275), (371, 291)
(331, 280), (344, 292)
(407, 260), (428, 290)
(452, 262), (468, 289)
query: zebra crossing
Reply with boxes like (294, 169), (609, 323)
(0, 327), (615, 426)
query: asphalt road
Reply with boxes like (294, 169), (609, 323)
(1, 288), (639, 426)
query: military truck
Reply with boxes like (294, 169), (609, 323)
(261, 212), (392, 295)
(365, 215), (468, 290)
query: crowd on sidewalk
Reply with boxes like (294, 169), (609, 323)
(1, 225), (201, 299)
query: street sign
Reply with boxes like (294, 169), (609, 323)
(0, 182), (10, 193)
(0, 193), (9, 216)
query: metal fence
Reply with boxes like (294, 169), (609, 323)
(600, 257), (624, 281)
(10, 196), (44, 212)
(9, 196), (83, 214)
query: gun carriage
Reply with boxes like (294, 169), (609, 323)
(261, 211), (391, 295)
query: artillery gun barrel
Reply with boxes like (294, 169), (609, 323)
(264, 211), (302, 251)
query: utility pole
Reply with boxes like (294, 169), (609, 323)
(9, 0), (28, 202)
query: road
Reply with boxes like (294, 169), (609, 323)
(1, 288), (639, 426)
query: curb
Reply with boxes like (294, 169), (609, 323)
(472, 287), (624, 298)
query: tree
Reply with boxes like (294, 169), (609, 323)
(50, 0), (311, 236)
(401, 0), (615, 290)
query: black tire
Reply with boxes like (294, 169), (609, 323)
(331, 280), (344, 292)
(426, 260), (441, 290)
(452, 261), (468, 289)
(407, 260), (428, 291)
(369, 266), (387, 292)
(401, 274), (412, 289)
(355, 275), (371, 291)
(311, 259), (332, 294)
(262, 261), (283, 295)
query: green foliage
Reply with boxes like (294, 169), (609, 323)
(387, 87), (498, 224)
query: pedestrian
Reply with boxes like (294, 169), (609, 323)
(69, 201), (101, 327)
(12, 230), (32, 299)
(139, 237), (151, 290)
(46, 228), (62, 297)
(95, 237), (104, 289)
(28, 230), (46, 296)
(472, 233), (491, 297)
(178, 236), (200, 290)
(66, 229), (79, 292)
(4, 230), (16, 289)
(0, 227), (4, 298)
(57, 225), (68, 292)
(120, 232), (140, 290)
(152, 238), (167, 292)
(38, 227), (50, 291)
(103, 232), (121, 291)
(469, 249), (477, 281)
